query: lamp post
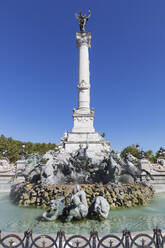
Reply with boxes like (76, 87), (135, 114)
(136, 145), (146, 160)
(19, 143), (26, 160)
(158, 147), (165, 158)
(135, 144), (144, 159)
(2, 148), (7, 158)
(140, 150), (145, 159)
(136, 144), (140, 152)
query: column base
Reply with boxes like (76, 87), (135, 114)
(72, 108), (95, 133)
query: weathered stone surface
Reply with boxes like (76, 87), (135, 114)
(10, 183), (154, 210)
(0, 157), (13, 172)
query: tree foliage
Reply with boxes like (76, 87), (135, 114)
(144, 150), (156, 163)
(0, 135), (57, 163)
(121, 144), (141, 159)
(121, 144), (157, 163)
(0, 134), (163, 165)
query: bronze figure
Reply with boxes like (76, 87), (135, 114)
(75, 10), (91, 32)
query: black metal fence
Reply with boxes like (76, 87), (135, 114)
(0, 227), (165, 248)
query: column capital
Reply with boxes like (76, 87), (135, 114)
(76, 32), (91, 48)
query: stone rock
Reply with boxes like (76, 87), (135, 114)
(10, 183), (155, 210)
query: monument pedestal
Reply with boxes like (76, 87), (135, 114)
(64, 132), (110, 154)
(15, 160), (26, 171)
(72, 109), (95, 133)
(140, 158), (151, 173)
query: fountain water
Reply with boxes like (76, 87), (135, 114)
(1, 193), (165, 234)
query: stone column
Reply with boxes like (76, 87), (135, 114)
(72, 32), (95, 133)
(76, 32), (91, 114)
(62, 29), (110, 153)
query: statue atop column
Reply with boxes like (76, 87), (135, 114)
(75, 10), (91, 32)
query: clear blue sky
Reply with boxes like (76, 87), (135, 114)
(0, 0), (164, 153)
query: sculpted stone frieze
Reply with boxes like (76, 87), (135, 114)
(77, 80), (89, 89)
(74, 116), (94, 123)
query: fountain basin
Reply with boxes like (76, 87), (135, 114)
(0, 192), (165, 234)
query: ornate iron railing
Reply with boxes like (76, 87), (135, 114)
(0, 227), (165, 248)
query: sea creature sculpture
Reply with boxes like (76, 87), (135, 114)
(64, 185), (88, 222)
(42, 196), (65, 221)
(89, 196), (110, 219)
(22, 153), (43, 183)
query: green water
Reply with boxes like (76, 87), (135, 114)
(0, 193), (165, 234)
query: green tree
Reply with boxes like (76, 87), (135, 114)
(121, 145), (157, 164)
(155, 147), (165, 161)
(121, 144), (141, 159)
(0, 135), (8, 159)
(144, 150), (156, 163)
(0, 134), (57, 163)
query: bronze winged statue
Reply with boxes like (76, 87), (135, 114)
(75, 10), (91, 32)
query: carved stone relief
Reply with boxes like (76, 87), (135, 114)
(77, 80), (89, 89)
